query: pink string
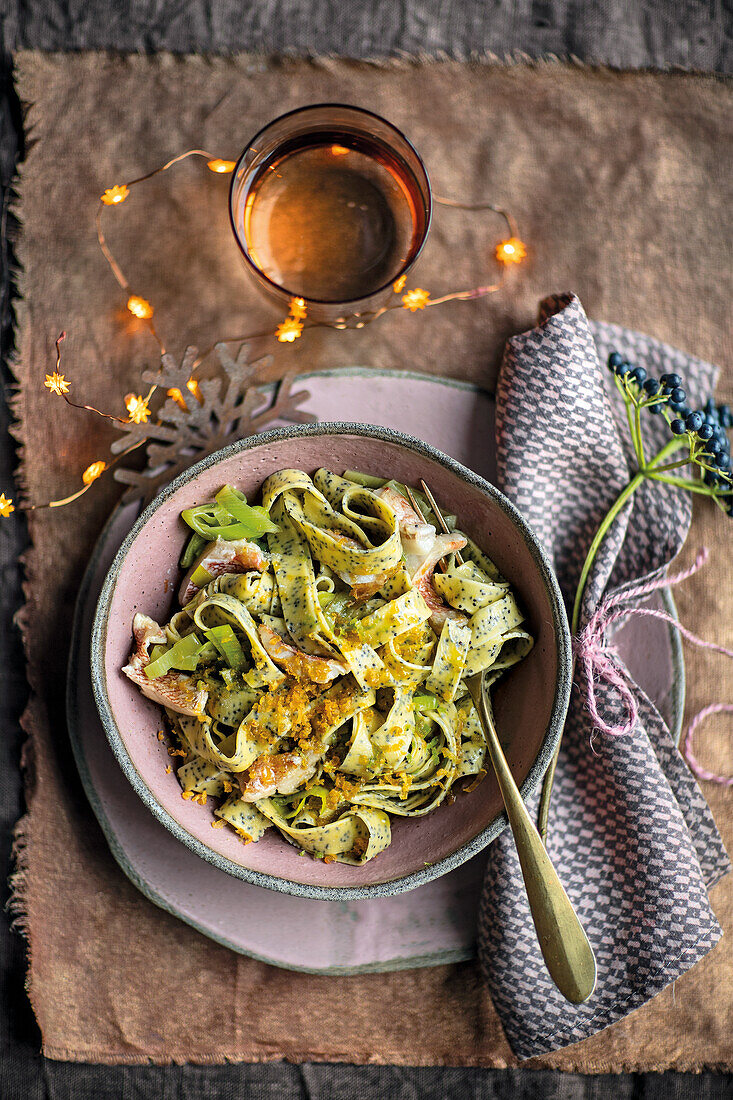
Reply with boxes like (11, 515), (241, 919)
(574, 547), (733, 784)
(684, 705), (733, 787)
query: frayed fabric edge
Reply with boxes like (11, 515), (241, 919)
(13, 49), (732, 81)
(8, 812), (31, 940)
(4, 65), (43, 1024)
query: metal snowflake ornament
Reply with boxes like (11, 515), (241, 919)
(111, 343), (316, 505)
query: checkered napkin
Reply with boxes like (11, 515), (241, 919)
(477, 293), (731, 1059)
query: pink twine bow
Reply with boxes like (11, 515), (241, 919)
(574, 547), (733, 784)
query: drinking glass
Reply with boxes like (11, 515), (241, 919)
(229, 104), (432, 324)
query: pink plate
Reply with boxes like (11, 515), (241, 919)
(69, 370), (683, 970)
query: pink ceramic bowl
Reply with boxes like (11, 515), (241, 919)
(91, 424), (571, 900)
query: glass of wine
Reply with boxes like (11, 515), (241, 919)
(229, 104), (432, 323)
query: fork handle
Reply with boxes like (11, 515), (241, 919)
(467, 677), (597, 1005)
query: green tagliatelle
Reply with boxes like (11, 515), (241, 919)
(123, 468), (534, 865)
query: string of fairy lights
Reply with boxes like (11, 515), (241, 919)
(0, 148), (527, 520)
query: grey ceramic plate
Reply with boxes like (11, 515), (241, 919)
(68, 369), (684, 971)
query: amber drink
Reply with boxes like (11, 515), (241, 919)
(230, 105), (432, 321)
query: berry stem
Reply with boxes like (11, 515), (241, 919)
(645, 434), (688, 468)
(537, 432), (692, 841)
(615, 375), (645, 466)
(627, 404), (643, 466)
(648, 472), (717, 496)
(538, 469), (645, 841)
(650, 459), (695, 473)
(634, 404), (646, 466)
(569, 472), (645, 635)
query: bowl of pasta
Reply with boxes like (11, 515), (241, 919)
(91, 423), (571, 899)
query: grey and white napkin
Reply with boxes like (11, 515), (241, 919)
(477, 293), (731, 1059)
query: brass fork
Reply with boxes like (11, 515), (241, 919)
(407, 481), (597, 1005)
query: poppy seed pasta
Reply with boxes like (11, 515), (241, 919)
(123, 469), (533, 864)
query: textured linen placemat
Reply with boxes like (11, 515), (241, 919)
(9, 53), (732, 1068)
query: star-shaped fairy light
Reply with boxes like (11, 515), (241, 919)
(393, 274), (407, 293)
(495, 237), (527, 265)
(127, 295), (154, 320)
(402, 287), (430, 312)
(44, 371), (71, 396)
(289, 297), (308, 320)
(207, 159), (236, 174)
(82, 460), (107, 485)
(0, 493), (14, 517)
(186, 376), (203, 401)
(101, 184), (130, 206)
(125, 393), (151, 424)
(167, 377), (203, 409)
(276, 316), (304, 343)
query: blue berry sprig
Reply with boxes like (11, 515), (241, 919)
(607, 352), (733, 514)
(538, 350), (731, 840)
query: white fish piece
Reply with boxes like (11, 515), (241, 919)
(237, 749), (322, 801)
(376, 487), (438, 572)
(179, 537), (268, 605)
(412, 533), (469, 632)
(257, 623), (348, 684)
(376, 487), (468, 631)
(122, 612), (208, 717)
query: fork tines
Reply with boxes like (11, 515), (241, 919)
(404, 482), (465, 574)
(419, 480), (465, 567)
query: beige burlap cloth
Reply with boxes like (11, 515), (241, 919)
(10, 53), (733, 1067)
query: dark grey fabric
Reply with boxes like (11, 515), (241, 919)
(1, 2), (732, 1097)
(0, 40), (41, 1064)
(3, 0), (733, 71)
(3, 1063), (733, 1100)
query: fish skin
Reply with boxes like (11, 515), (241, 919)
(178, 538), (268, 605)
(349, 562), (402, 601)
(258, 623), (347, 684)
(375, 487), (426, 531)
(237, 749), (320, 801)
(415, 576), (468, 632)
(123, 612), (208, 717)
